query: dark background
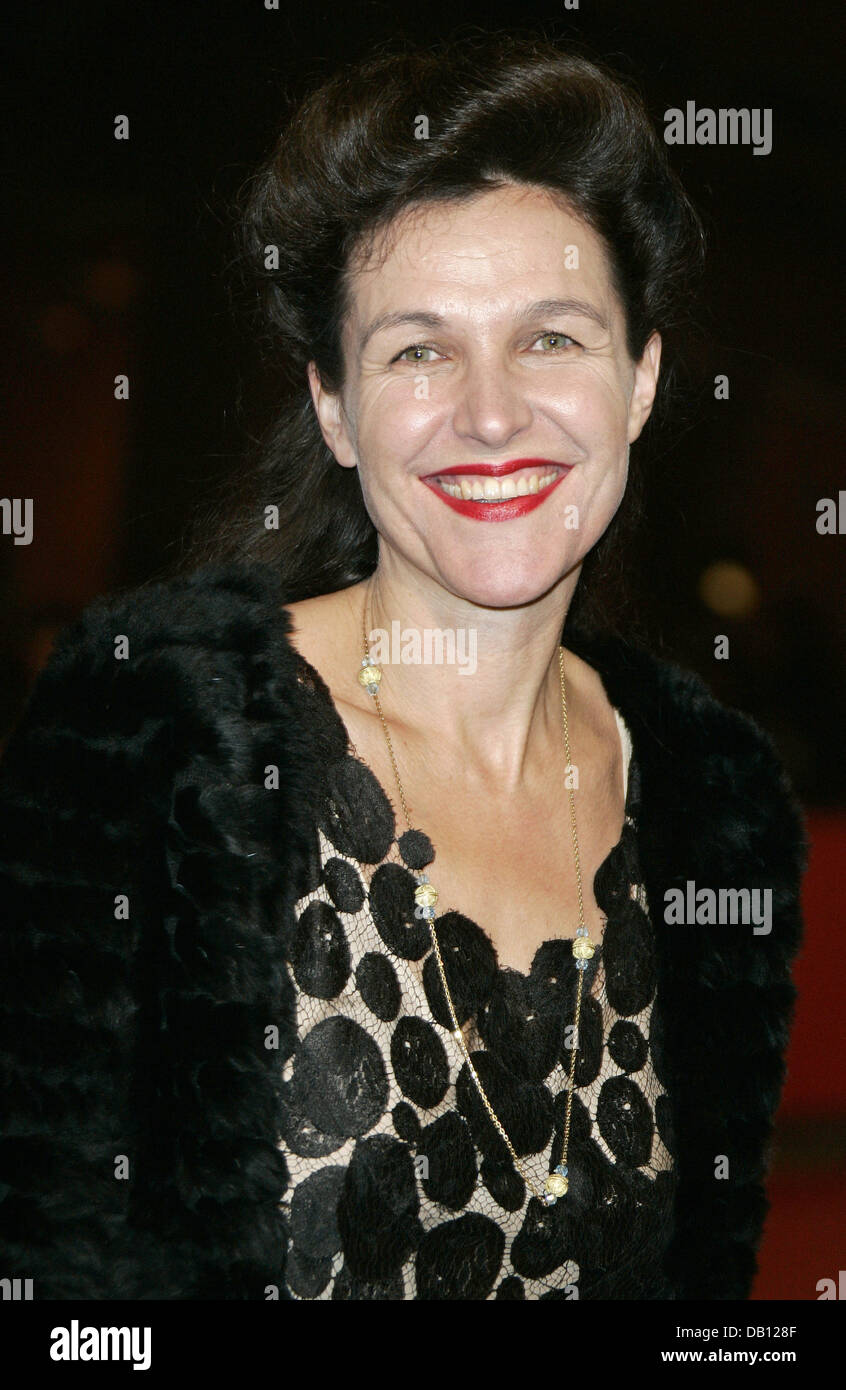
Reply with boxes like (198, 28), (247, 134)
(2, 0), (844, 1299)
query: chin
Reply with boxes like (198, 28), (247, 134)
(431, 557), (581, 612)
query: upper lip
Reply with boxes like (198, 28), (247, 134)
(421, 458), (571, 479)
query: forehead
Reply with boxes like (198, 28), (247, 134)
(344, 183), (620, 330)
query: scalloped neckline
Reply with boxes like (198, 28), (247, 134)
(292, 641), (641, 983)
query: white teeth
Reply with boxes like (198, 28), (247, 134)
(436, 470), (560, 500)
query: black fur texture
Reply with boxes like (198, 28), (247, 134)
(0, 561), (807, 1299)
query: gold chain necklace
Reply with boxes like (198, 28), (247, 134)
(355, 580), (596, 1208)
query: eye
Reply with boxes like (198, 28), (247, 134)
(392, 343), (441, 363)
(529, 331), (580, 352)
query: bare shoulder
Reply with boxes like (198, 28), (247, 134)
(561, 643), (625, 803)
(283, 583), (373, 714)
(561, 644), (617, 735)
(284, 585), (359, 659)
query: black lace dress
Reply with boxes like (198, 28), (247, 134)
(278, 673), (678, 1300)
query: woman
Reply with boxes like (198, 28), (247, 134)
(0, 36), (806, 1301)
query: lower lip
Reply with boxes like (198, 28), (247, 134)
(420, 469), (571, 521)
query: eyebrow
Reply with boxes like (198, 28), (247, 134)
(357, 297), (610, 353)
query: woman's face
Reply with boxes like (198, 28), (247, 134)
(309, 182), (661, 609)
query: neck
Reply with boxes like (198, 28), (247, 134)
(346, 553), (586, 794)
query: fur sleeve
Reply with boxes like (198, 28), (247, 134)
(656, 706), (809, 1300)
(0, 589), (175, 1297)
(0, 564), (305, 1298)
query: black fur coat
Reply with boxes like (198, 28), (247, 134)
(0, 560), (807, 1300)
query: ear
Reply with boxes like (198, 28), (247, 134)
(626, 332), (662, 443)
(307, 361), (358, 468)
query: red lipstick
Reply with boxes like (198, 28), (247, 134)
(420, 458), (572, 522)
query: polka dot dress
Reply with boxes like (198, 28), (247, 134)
(279, 677), (678, 1300)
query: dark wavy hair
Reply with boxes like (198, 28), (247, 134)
(174, 32), (706, 638)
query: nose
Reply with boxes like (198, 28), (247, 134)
(450, 353), (534, 449)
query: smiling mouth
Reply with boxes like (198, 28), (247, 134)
(428, 464), (566, 502)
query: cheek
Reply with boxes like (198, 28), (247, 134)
(567, 453), (627, 528)
(355, 377), (442, 453)
(539, 370), (631, 447)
